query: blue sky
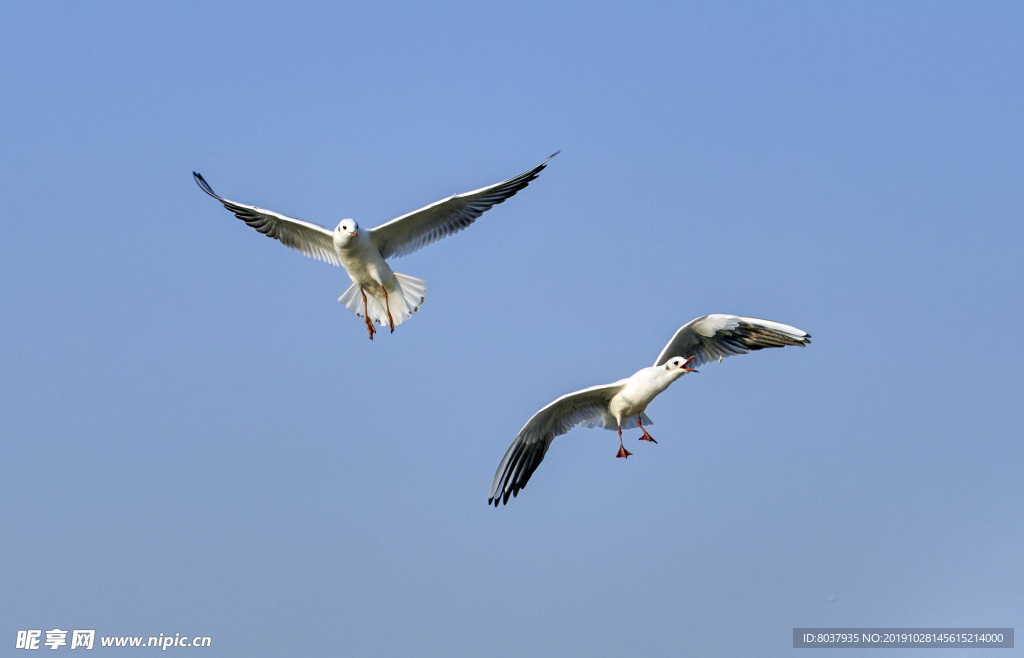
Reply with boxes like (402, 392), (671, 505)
(2, 2), (1022, 656)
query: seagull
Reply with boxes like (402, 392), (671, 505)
(488, 314), (811, 506)
(194, 152), (558, 339)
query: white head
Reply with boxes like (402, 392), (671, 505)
(664, 356), (698, 377)
(333, 219), (359, 246)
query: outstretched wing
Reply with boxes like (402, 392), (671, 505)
(369, 152), (559, 260)
(193, 172), (341, 266)
(489, 380), (625, 507)
(654, 315), (810, 367)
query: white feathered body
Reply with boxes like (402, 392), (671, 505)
(335, 232), (426, 328)
(608, 366), (683, 426)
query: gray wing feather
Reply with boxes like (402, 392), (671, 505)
(488, 380), (624, 507)
(370, 152), (558, 260)
(654, 315), (811, 367)
(193, 172), (341, 266)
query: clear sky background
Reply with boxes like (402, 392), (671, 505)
(2, 2), (1022, 656)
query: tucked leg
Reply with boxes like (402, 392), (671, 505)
(360, 289), (376, 340)
(380, 286), (395, 333)
(637, 415), (657, 443)
(616, 426), (632, 458)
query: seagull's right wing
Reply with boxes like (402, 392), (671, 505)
(193, 172), (341, 266)
(489, 381), (625, 507)
(653, 314), (810, 367)
(369, 152), (558, 260)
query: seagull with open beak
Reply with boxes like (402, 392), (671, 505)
(488, 314), (811, 506)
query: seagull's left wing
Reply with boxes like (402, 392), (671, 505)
(489, 380), (624, 507)
(194, 172), (341, 266)
(653, 315), (811, 367)
(369, 152), (558, 260)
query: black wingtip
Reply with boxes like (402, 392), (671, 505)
(192, 171), (220, 199)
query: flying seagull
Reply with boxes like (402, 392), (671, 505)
(488, 314), (810, 506)
(194, 152), (558, 339)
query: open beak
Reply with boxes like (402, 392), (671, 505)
(682, 356), (698, 373)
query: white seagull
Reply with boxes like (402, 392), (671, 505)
(194, 152), (558, 339)
(488, 314), (811, 506)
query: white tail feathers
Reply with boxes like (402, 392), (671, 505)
(338, 273), (427, 328)
(580, 411), (653, 430)
(395, 273), (427, 318)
